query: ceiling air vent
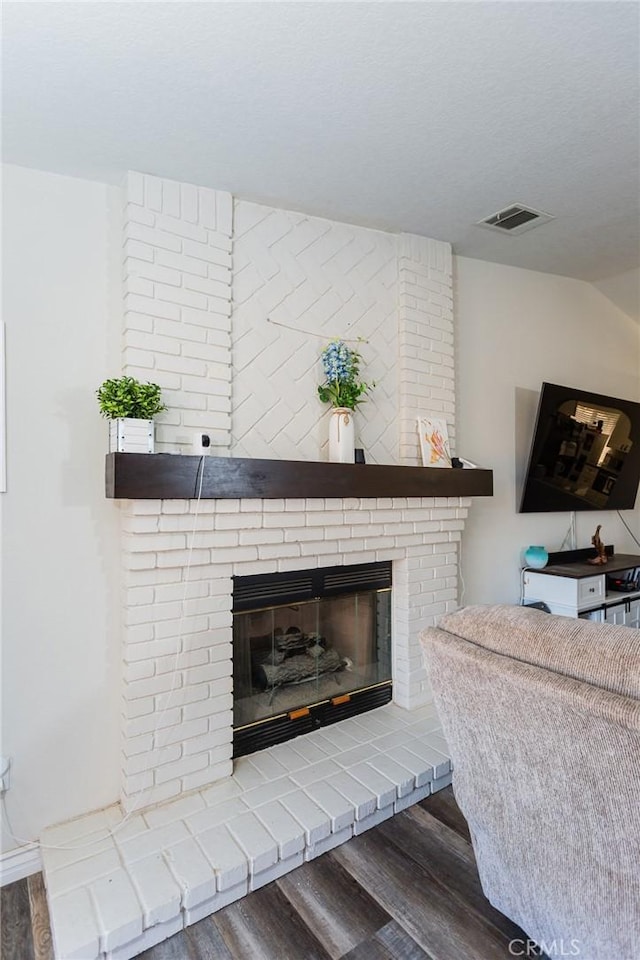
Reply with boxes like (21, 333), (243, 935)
(475, 203), (555, 236)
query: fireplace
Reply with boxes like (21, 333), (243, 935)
(108, 172), (486, 814)
(232, 562), (393, 756)
(118, 493), (471, 811)
(33, 170), (491, 960)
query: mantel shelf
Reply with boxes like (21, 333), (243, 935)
(105, 453), (494, 500)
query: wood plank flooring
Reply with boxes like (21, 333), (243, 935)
(1, 788), (535, 960)
(1, 872), (52, 960)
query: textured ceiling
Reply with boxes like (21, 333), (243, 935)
(2, 1), (639, 285)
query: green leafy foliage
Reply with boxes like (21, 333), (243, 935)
(317, 379), (371, 409)
(96, 376), (166, 420)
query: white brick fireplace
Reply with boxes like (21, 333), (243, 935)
(119, 171), (463, 811)
(121, 494), (466, 809)
(40, 171), (485, 960)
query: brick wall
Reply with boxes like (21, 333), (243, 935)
(123, 172), (233, 453)
(120, 496), (468, 810)
(119, 171), (462, 810)
(231, 201), (398, 463)
(122, 175), (455, 464)
(397, 235), (455, 465)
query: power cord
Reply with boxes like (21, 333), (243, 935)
(266, 317), (368, 344)
(558, 512), (576, 551)
(519, 566), (528, 605)
(617, 509), (640, 550)
(1, 456), (208, 852)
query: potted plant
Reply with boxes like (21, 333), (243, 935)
(97, 376), (166, 453)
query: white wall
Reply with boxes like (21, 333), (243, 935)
(455, 255), (640, 606)
(1, 165), (121, 853)
(593, 267), (640, 324)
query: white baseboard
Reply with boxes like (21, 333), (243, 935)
(0, 842), (41, 886)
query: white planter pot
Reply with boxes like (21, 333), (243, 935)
(109, 418), (154, 454)
(328, 407), (355, 463)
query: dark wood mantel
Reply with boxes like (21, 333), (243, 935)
(105, 453), (493, 500)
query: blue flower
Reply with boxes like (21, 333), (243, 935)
(318, 340), (373, 410)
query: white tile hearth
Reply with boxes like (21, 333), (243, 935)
(41, 703), (452, 960)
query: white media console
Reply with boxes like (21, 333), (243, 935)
(522, 549), (640, 627)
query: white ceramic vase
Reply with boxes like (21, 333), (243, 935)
(328, 407), (355, 463)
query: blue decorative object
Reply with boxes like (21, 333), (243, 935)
(317, 340), (373, 410)
(524, 545), (549, 569)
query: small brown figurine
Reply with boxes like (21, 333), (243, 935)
(588, 524), (608, 565)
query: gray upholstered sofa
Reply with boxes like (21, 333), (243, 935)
(420, 604), (640, 960)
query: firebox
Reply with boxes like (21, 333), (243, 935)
(232, 562), (392, 757)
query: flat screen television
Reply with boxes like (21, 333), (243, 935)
(519, 382), (640, 513)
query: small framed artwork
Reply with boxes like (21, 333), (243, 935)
(418, 416), (452, 468)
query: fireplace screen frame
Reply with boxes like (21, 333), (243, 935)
(232, 561), (393, 758)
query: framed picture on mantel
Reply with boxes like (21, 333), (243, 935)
(418, 416), (452, 468)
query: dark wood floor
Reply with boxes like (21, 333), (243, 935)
(1, 788), (535, 960)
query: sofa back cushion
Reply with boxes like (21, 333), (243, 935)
(437, 604), (640, 699)
(419, 615), (640, 959)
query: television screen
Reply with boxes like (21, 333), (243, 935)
(520, 382), (640, 513)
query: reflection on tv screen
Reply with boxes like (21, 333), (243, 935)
(520, 384), (640, 513)
(532, 403), (630, 508)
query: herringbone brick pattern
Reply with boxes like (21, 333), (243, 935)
(231, 201), (398, 464)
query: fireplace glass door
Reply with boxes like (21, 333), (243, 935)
(232, 562), (392, 756)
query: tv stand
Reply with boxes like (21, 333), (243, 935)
(522, 547), (640, 627)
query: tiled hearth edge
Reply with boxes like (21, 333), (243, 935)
(120, 495), (467, 809)
(42, 703), (452, 960)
